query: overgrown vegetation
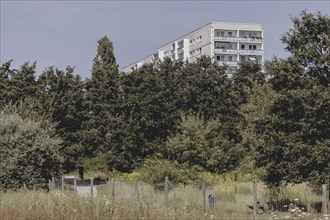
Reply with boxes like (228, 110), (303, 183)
(0, 181), (326, 220)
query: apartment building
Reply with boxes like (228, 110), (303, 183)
(121, 22), (264, 74)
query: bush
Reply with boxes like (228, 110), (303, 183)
(0, 110), (63, 190)
(83, 152), (109, 172)
(138, 159), (200, 189)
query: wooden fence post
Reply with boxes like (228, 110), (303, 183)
(252, 180), (257, 220)
(134, 178), (139, 203)
(165, 176), (169, 208)
(111, 178), (115, 202)
(51, 177), (54, 190)
(322, 184), (328, 215)
(74, 177), (77, 194)
(48, 180), (52, 192)
(91, 178), (94, 197)
(202, 180), (206, 213)
(61, 176), (64, 193)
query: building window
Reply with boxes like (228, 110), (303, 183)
(228, 56), (232, 61)
(216, 31), (220, 37)
(220, 56), (224, 61)
(253, 45), (257, 50)
(241, 56), (245, 61)
(228, 32), (232, 37)
(221, 32), (225, 37)
(241, 45), (245, 50)
(249, 45), (252, 50)
(216, 55), (220, 61)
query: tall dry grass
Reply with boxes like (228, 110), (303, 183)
(0, 181), (327, 220)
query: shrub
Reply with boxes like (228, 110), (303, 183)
(83, 152), (109, 172)
(138, 159), (199, 189)
(0, 110), (63, 190)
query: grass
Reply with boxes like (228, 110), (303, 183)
(0, 181), (328, 220)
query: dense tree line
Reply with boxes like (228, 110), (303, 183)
(0, 10), (328, 189)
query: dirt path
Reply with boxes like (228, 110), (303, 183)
(64, 176), (97, 197)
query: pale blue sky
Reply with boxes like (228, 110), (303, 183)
(1, 1), (329, 78)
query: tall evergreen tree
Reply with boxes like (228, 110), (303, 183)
(83, 36), (121, 158)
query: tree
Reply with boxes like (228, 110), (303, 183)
(232, 61), (266, 105)
(0, 61), (39, 104)
(0, 104), (63, 190)
(281, 10), (329, 87)
(245, 10), (330, 187)
(37, 66), (87, 171)
(167, 113), (243, 173)
(83, 36), (121, 158)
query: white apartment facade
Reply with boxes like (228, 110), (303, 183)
(122, 22), (264, 74)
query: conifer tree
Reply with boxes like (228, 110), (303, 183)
(83, 36), (121, 158)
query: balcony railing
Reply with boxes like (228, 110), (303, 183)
(239, 36), (263, 42)
(217, 61), (238, 66)
(239, 49), (264, 55)
(214, 48), (238, 53)
(177, 47), (184, 54)
(214, 36), (239, 41)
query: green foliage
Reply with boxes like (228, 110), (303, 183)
(83, 35), (121, 159)
(83, 152), (109, 173)
(0, 104), (63, 190)
(37, 66), (87, 171)
(281, 10), (330, 87)
(138, 159), (199, 189)
(242, 10), (330, 188)
(0, 61), (39, 104)
(167, 113), (243, 173)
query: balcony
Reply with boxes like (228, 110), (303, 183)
(239, 49), (264, 55)
(214, 36), (239, 41)
(217, 61), (238, 66)
(177, 47), (184, 54)
(239, 36), (263, 42)
(214, 48), (238, 54)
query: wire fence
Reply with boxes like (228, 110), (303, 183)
(46, 176), (329, 219)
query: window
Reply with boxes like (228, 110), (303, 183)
(228, 56), (232, 61)
(216, 55), (221, 61)
(253, 45), (257, 50)
(228, 32), (232, 37)
(241, 45), (245, 49)
(249, 45), (252, 50)
(241, 56), (245, 61)
(216, 31), (220, 37)
(220, 56), (224, 61)
(221, 32), (225, 37)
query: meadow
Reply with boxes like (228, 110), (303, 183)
(0, 180), (328, 220)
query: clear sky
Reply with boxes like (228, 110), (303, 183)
(1, 0), (329, 79)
